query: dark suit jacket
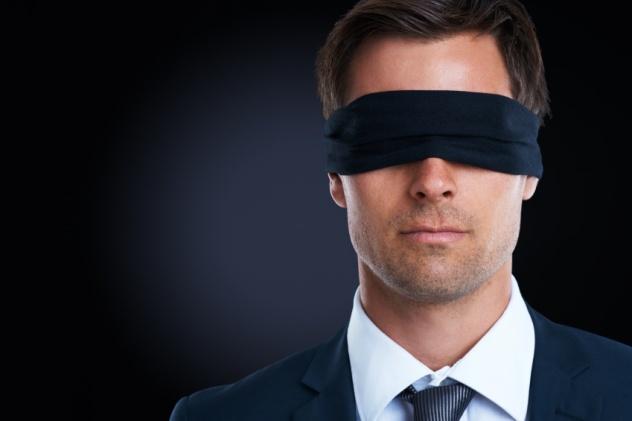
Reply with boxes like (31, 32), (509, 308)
(170, 302), (632, 420)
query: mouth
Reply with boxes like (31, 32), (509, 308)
(400, 226), (468, 244)
(401, 230), (467, 244)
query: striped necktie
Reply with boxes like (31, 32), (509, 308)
(398, 382), (475, 421)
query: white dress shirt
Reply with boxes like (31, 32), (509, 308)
(347, 274), (535, 421)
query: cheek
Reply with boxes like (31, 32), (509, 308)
(345, 188), (382, 238)
(468, 185), (516, 240)
(484, 196), (522, 247)
(478, 175), (523, 220)
(349, 174), (398, 222)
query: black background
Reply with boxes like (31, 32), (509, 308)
(21, 1), (631, 419)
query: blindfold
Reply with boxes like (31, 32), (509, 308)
(323, 89), (543, 178)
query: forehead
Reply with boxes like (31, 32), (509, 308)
(345, 32), (512, 106)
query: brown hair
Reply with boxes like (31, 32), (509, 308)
(314, 0), (551, 127)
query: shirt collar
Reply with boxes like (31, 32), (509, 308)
(346, 274), (535, 421)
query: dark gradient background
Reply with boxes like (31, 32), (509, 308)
(26, 1), (631, 419)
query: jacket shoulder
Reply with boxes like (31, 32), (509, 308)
(169, 340), (324, 421)
(542, 313), (632, 388)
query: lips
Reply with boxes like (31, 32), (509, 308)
(401, 226), (468, 244)
(403, 225), (466, 245)
(401, 225), (467, 234)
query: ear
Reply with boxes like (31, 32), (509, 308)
(328, 172), (347, 208)
(522, 176), (539, 200)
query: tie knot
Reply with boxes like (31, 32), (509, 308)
(398, 382), (475, 421)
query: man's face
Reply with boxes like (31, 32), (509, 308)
(329, 32), (539, 305)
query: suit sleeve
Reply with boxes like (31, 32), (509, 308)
(169, 395), (189, 421)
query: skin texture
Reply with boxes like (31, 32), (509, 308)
(328, 32), (539, 371)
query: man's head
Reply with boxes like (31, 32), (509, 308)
(315, 0), (549, 305)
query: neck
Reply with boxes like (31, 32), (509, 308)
(358, 260), (512, 371)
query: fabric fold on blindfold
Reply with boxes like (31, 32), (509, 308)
(323, 89), (543, 178)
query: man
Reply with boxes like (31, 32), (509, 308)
(170, 1), (632, 420)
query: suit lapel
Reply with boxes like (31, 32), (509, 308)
(525, 303), (603, 421)
(291, 324), (357, 421)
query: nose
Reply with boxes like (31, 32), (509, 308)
(408, 157), (457, 203)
